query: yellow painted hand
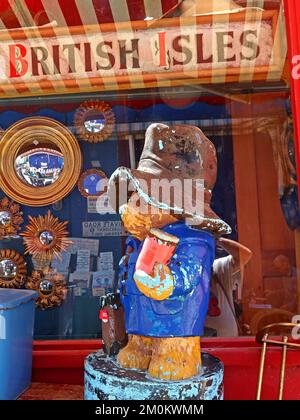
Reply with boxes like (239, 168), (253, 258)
(134, 263), (174, 301)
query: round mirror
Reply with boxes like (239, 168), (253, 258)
(39, 280), (54, 295)
(78, 169), (108, 198)
(0, 211), (11, 226)
(15, 147), (64, 188)
(74, 101), (115, 143)
(0, 259), (17, 279)
(39, 231), (54, 246)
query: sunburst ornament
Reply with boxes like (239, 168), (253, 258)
(21, 210), (72, 261)
(0, 249), (27, 288)
(26, 267), (66, 309)
(74, 100), (115, 143)
(0, 197), (24, 239)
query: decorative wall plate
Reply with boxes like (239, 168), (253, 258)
(0, 249), (27, 288)
(74, 100), (115, 143)
(0, 197), (23, 239)
(0, 117), (82, 206)
(77, 169), (108, 198)
(26, 268), (66, 309)
(21, 210), (72, 261)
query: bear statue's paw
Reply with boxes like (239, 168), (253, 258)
(148, 337), (202, 381)
(117, 334), (153, 371)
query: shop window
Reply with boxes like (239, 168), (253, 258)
(0, 0), (298, 341)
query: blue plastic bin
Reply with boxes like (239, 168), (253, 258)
(0, 289), (38, 400)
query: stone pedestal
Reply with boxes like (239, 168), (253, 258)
(84, 351), (224, 400)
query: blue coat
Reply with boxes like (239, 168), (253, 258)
(119, 222), (215, 337)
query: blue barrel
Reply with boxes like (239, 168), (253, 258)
(0, 289), (38, 400)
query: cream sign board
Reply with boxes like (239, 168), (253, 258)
(0, 10), (283, 97)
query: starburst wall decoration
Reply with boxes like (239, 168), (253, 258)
(26, 267), (67, 310)
(21, 210), (72, 261)
(0, 197), (24, 239)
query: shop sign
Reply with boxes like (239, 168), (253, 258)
(82, 221), (127, 237)
(0, 10), (283, 97)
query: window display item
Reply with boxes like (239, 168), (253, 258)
(256, 322), (300, 400)
(0, 117), (82, 206)
(26, 268), (66, 310)
(0, 197), (23, 239)
(78, 169), (108, 198)
(99, 293), (127, 357)
(85, 123), (227, 400)
(21, 210), (72, 262)
(0, 249), (27, 289)
(0, 289), (37, 399)
(74, 101), (115, 143)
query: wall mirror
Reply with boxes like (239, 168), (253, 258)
(0, 249), (27, 288)
(0, 117), (82, 206)
(74, 100), (115, 143)
(21, 210), (72, 262)
(0, 197), (23, 239)
(78, 169), (108, 198)
(26, 268), (66, 309)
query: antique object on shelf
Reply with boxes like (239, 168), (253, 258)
(74, 100), (115, 143)
(77, 169), (108, 198)
(0, 117), (82, 206)
(0, 249), (27, 288)
(0, 197), (24, 239)
(26, 267), (66, 309)
(21, 210), (72, 261)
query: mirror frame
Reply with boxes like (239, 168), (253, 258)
(74, 100), (115, 143)
(0, 249), (27, 288)
(26, 268), (66, 309)
(21, 210), (72, 261)
(0, 197), (23, 239)
(0, 117), (82, 206)
(77, 169), (108, 198)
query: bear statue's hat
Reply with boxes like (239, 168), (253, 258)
(108, 123), (231, 235)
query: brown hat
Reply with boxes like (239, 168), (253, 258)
(108, 123), (231, 235)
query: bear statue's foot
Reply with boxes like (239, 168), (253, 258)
(148, 337), (202, 381)
(117, 334), (153, 370)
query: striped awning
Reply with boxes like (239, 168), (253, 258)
(0, 0), (182, 28)
(0, 0), (288, 99)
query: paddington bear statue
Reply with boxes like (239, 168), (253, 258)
(108, 123), (231, 381)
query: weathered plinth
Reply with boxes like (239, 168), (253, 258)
(84, 351), (224, 400)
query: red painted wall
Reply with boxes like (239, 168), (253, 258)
(32, 338), (300, 400)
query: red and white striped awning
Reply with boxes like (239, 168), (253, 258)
(0, 0), (288, 99)
(0, 0), (182, 29)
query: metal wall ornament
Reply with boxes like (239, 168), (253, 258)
(77, 169), (108, 198)
(21, 210), (72, 261)
(74, 101), (115, 143)
(0, 117), (82, 207)
(0, 249), (27, 288)
(0, 197), (24, 239)
(26, 268), (66, 309)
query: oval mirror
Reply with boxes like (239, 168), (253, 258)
(78, 169), (108, 198)
(0, 259), (17, 279)
(0, 211), (11, 226)
(39, 279), (54, 295)
(74, 100), (115, 143)
(39, 231), (54, 246)
(15, 147), (64, 187)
